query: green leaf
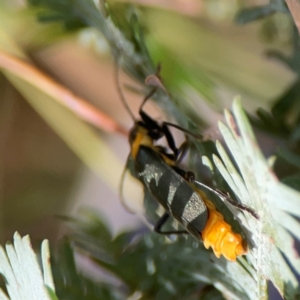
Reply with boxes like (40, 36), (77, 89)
(66, 209), (257, 300)
(281, 174), (300, 191)
(277, 148), (300, 170)
(51, 237), (125, 300)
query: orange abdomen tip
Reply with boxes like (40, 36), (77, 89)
(201, 199), (247, 261)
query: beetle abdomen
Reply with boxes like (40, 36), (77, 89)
(199, 191), (247, 261)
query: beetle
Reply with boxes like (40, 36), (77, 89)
(117, 71), (256, 261)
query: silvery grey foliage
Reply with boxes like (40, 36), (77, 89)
(207, 97), (300, 299)
(0, 232), (57, 300)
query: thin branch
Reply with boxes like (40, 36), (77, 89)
(0, 50), (127, 136)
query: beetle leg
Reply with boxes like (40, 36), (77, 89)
(154, 212), (188, 235)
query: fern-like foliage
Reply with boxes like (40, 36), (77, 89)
(51, 238), (124, 300)
(64, 209), (253, 300)
(0, 232), (56, 300)
(211, 98), (300, 299)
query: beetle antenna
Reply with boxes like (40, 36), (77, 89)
(163, 122), (204, 140)
(139, 87), (157, 113)
(193, 180), (259, 219)
(115, 61), (136, 121)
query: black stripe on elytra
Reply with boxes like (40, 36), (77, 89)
(187, 207), (208, 236)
